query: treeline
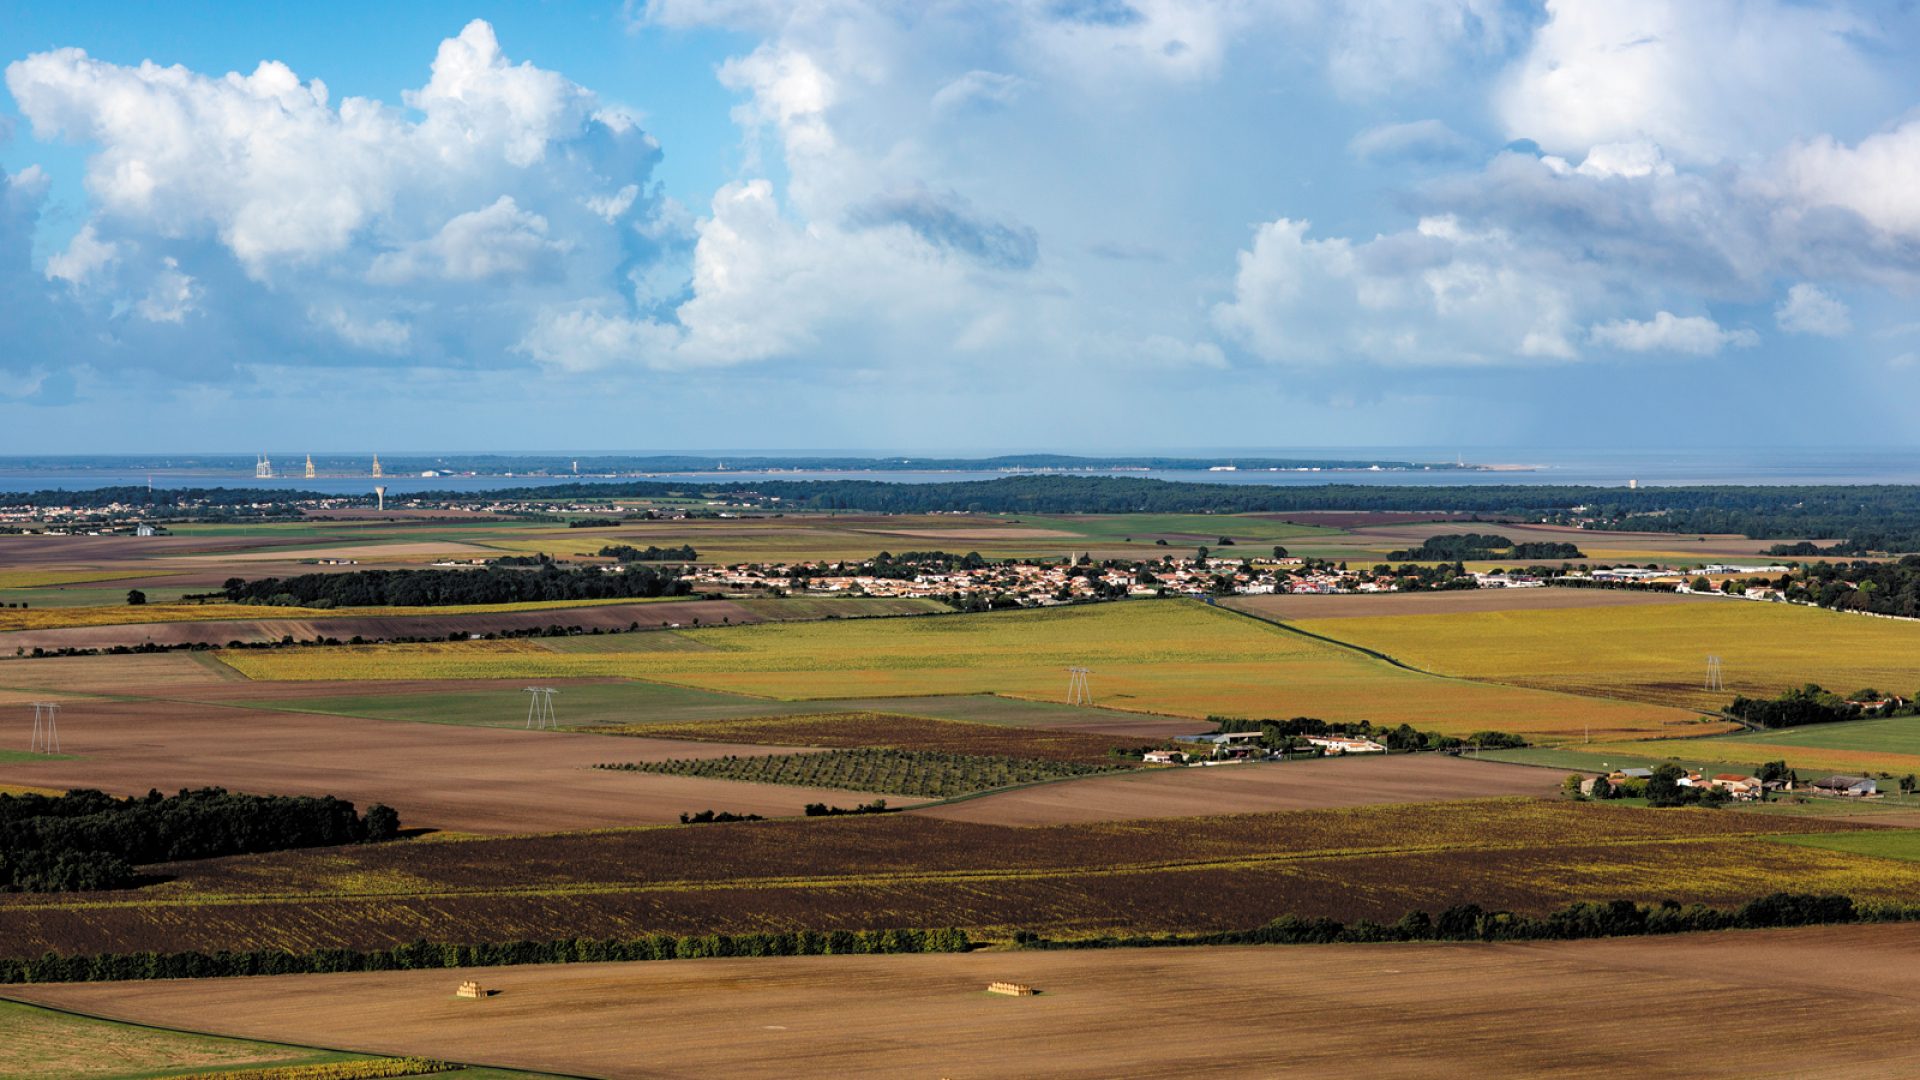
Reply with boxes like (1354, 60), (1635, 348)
(679, 810), (763, 823)
(1209, 716), (1527, 752)
(1015, 892), (1868, 952)
(855, 551), (989, 579)
(1791, 557), (1920, 617)
(1727, 683), (1909, 729)
(600, 544), (698, 562)
(805, 799), (897, 816)
(428, 477), (1920, 543)
(1387, 533), (1584, 561)
(221, 564), (689, 607)
(0, 788), (399, 892)
(0, 926), (972, 984)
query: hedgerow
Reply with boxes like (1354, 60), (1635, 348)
(1015, 892), (1875, 951)
(0, 926), (972, 984)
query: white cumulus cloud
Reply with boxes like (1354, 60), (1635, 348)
(1589, 311), (1759, 355)
(1774, 283), (1851, 336)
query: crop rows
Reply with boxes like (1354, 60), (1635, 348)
(598, 747), (1120, 797)
(3, 835), (1917, 960)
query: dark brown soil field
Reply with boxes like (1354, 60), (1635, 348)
(0, 801), (1882, 958)
(17, 924), (1920, 1078)
(0, 698), (914, 834)
(917, 755), (1565, 824)
(604, 711), (1144, 763)
(1222, 587), (1703, 620)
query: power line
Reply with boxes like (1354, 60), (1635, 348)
(30, 702), (59, 754)
(1065, 667), (1093, 706)
(524, 687), (559, 730)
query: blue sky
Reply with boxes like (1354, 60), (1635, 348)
(4, 1), (1920, 453)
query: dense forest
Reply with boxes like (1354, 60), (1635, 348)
(411, 477), (1920, 549)
(222, 564), (690, 607)
(0, 787), (399, 892)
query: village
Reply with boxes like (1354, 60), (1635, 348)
(677, 552), (1550, 606)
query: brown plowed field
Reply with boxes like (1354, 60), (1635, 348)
(917, 755), (1565, 825)
(0, 599), (766, 650)
(1223, 587), (1702, 620)
(0, 699), (915, 833)
(17, 924), (1920, 1079)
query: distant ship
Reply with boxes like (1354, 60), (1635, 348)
(1208, 465), (1237, 472)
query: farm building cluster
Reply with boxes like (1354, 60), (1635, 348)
(1579, 768), (1881, 801)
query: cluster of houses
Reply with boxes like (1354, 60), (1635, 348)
(1579, 767), (1879, 800)
(675, 556), (1548, 606)
(1157, 730), (1389, 764)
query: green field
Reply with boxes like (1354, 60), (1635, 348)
(0, 997), (361, 1079)
(1776, 830), (1920, 862)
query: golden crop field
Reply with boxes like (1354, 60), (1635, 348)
(216, 601), (1705, 740)
(0, 569), (145, 590)
(1292, 600), (1920, 714)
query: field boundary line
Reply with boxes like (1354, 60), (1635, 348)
(0, 994), (605, 1080)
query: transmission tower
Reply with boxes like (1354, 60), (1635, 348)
(29, 702), (59, 754)
(524, 687), (559, 730)
(1065, 667), (1093, 706)
(1705, 655), (1724, 693)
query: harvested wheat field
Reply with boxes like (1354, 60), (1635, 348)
(917, 755), (1565, 825)
(17, 924), (1920, 1079)
(217, 602), (1707, 743)
(0, 699), (916, 833)
(1292, 600), (1920, 714)
(1223, 587), (1703, 620)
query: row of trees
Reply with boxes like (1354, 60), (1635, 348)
(1207, 715), (1527, 752)
(1726, 684), (1910, 729)
(1386, 533), (1585, 561)
(0, 927), (973, 984)
(221, 564), (690, 607)
(599, 544), (698, 562)
(1018, 892), (1865, 952)
(0, 788), (399, 892)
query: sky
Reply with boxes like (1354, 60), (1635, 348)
(5, 1), (1920, 454)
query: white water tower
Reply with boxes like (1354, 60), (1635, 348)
(375, 485), (387, 511)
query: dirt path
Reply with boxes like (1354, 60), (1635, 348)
(14, 924), (1920, 1078)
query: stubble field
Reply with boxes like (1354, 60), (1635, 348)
(16, 924), (1920, 1079)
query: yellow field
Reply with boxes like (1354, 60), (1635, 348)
(1588, 738), (1920, 778)
(216, 600), (1705, 740)
(0, 595), (683, 632)
(1293, 600), (1920, 713)
(0, 569), (144, 590)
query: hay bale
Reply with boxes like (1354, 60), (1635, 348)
(456, 979), (486, 999)
(986, 981), (1035, 997)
